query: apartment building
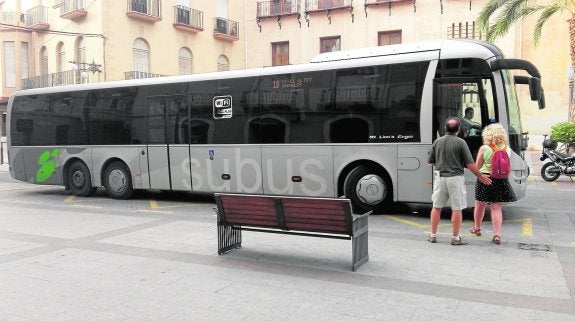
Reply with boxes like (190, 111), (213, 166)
(247, 0), (571, 143)
(0, 0), (245, 158)
(0, 0), (571, 155)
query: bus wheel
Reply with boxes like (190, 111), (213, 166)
(67, 161), (97, 197)
(104, 161), (133, 199)
(344, 166), (391, 213)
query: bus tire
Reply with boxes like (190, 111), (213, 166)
(103, 161), (133, 199)
(67, 160), (97, 197)
(344, 166), (392, 213)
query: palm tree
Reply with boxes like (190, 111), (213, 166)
(478, 0), (575, 121)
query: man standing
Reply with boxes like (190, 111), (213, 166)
(427, 117), (491, 245)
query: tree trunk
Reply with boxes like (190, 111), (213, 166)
(569, 15), (575, 122)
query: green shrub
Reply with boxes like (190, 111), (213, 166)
(550, 121), (575, 144)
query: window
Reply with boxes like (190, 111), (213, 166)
(3, 41), (16, 87)
(378, 31), (401, 46)
(133, 38), (150, 73)
(40, 46), (48, 74)
(272, 42), (289, 66)
(217, 55), (229, 71)
(320, 36), (340, 53)
(75, 36), (85, 64)
(21, 42), (29, 79)
(56, 41), (65, 72)
(178, 47), (193, 75)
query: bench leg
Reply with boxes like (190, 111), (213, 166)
(352, 215), (369, 271)
(218, 223), (242, 255)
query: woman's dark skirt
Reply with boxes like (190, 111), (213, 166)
(475, 176), (517, 203)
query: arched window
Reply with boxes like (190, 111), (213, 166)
(40, 46), (48, 75)
(217, 55), (229, 72)
(75, 36), (85, 64)
(56, 42), (65, 72)
(133, 38), (150, 73)
(178, 47), (192, 75)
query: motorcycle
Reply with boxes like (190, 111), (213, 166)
(539, 137), (575, 182)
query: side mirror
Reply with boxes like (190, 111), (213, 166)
(529, 77), (542, 101)
(538, 90), (546, 109)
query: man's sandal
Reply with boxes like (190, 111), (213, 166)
(469, 226), (482, 236)
(492, 235), (501, 245)
(427, 235), (437, 243)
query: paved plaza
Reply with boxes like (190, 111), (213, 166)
(0, 152), (574, 321)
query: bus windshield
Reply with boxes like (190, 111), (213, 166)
(501, 70), (523, 155)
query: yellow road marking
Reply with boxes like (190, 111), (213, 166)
(65, 195), (75, 203)
(385, 215), (428, 228)
(69, 205), (102, 209)
(522, 218), (533, 236)
(150, 200), (198, 209)
(138, 209), (173, 214)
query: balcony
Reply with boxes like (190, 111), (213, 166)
(213, 17), (239, 41)
(305, 0), (352, 12)
(60, 0), (88, 20)
(25, 6), (49, 30)
(1, 12), (26, 26)
(257, 1), (300, 18)
(173, 6), (203, 32)
(364, 0), (411, 6)
(21, 70), (100, 89)
(126, 0), (162, 23)
(447, 22), (482, 40)
(124, 71), (167, 80)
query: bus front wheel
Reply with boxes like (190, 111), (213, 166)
(344, 166), (392, 213)
(104, 161), (133, 199)
(67, 161), (97, 197)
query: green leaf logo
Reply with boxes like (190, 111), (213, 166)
(36, 148), (59, 183)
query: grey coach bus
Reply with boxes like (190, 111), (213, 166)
(7, 39), (544, 211)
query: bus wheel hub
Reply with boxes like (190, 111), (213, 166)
(356, 175), (385, 205)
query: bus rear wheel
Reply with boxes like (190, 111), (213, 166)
(344, 166), (392, 213)
(67, 161), (97, 197)
(104, 161), (133, 199)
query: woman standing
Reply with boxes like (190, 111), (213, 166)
(469, 123), (517, 244)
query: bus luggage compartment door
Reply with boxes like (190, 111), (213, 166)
(397, 145), (432, 203)
(262, 146), (333, 197)
(189, 146), (262, 194)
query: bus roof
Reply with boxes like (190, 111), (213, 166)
(11, 39), (502, 98)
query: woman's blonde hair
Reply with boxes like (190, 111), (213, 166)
(482, 123), (508, 145)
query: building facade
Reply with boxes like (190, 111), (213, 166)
(1, 0), (572, 159)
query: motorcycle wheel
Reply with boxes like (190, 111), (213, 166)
(541, 162), (561, 182)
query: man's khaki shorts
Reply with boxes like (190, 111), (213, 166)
(431, 175), (467, 210)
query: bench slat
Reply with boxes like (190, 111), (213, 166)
(286, 222), (348, 233)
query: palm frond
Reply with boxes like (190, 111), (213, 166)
(486, 0), (540, 42)
(478, 0), (510, 31)
(534, 4), (564, 44)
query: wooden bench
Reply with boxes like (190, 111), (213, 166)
(214, 193), (371, 271)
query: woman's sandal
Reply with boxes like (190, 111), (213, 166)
(492, 235), (501, 245)
(469, 226), (482, 236)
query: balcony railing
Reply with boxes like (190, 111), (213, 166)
(21, 70), (100, 89)
(364, 0), (411, 5)
(1, 12), (26, 25)
(25, 6), (49, 29)
(60, 0), (88, 20)
(257, 1), (300, 18)
(126, 0), (162, 22)
(124, 71), (167, 80)
(447, 22), (482, 40)
(173, 5), (203, 32)
(213, 17), (239, 41)
(305, 0), (352, 11)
